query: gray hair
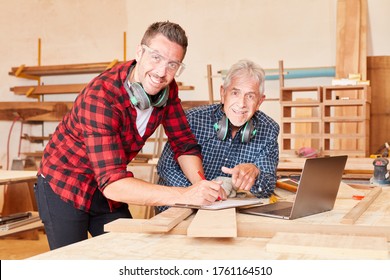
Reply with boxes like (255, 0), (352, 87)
(223, 59), (265, 95)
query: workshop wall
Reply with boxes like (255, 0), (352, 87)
(0, 0), (389, 170)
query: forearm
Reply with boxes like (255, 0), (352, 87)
(103, 177), (185, 206)
(177, 154), (203, 184)
(103, 174), (222, 206)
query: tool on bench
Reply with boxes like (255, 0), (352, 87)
(370, 142), (389, 158)
(370, 157), (390, 186)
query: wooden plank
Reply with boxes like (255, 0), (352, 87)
(0, 102), (73, 121)
(104, 207), (194, 233)
(367, 56), (390, 154)
(146, 207), (193, 232)
(11, 83), (194, 97)
(334, 0), (361, 151)
(0, 170), (37, 185)
(336, 0), (361, 79)
(28, 232), (272, 260)
(9, 61), (121, 77)
(11, 84), (86, 96)
(187, 208), (237, 237)
(359, 0), (368, 80)
(341, 186), (382, 224)
(266, 232), (388, 259)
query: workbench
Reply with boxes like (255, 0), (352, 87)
(0, 170), (42, 238)
(28, 182), (390, 260)
(278, 157), (374, 180)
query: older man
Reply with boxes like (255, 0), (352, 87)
(157, 59), (280, 211)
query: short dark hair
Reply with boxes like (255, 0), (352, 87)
(141, 21), (188, 56)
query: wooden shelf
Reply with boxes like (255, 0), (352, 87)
(11, 83), (194, 98)
(280, 85), (371, 157)
(0, 101), (73, 121)
(9, 61), (121, 77)
(11, 84), (86, 96)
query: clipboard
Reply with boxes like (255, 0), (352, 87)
(174, 198), (262, 210)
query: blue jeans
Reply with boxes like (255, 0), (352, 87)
(34, 175), (131, 250)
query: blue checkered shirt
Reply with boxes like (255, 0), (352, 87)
(156, 104), (279, 212)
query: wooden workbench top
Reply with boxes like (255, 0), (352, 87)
(0, 170), (37, 185)
(28, 183), (390, 260)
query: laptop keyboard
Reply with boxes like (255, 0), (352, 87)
(266, 206), (292, 216)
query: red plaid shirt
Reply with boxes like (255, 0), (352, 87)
(38, 60), (201, 212)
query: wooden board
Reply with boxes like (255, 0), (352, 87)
(341, 186), (382, 224)
(0, 102), (73, 121)
(334, 0), (367, 152)
(0, 170), (37, 184)
(9, 61), (120, 77)
(187, 208), (237, 237)
(367, 56), (390, 154)
(104, 207), (193, 233)
(266, 232), (388, 259)
(28, 232), (273, 260)
(11, 84), (86, 96)
(11, 83), (194, 98)
(336, 0), (362, 79)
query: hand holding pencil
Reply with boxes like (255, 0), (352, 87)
(197, 170), (223, 201)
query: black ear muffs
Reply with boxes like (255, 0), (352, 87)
(214, 114), (229, 141)
(213, 113), (257, 143)
(240, 119), (257, 143)
(124, 76), (168, 110)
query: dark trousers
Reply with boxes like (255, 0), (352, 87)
(34, 175), (131, 250)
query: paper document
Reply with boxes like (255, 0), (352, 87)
(174, 198), (262, 210)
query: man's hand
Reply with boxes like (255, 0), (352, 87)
(221, 163), (259, 191)
(183, 180), (222, 205)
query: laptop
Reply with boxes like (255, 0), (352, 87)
(239, 155), (348, 220)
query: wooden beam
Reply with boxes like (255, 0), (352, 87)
(341, 186), (382, 224)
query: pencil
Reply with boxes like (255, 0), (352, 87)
(197, 170), (221, 201)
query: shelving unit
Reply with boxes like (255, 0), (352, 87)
(280, 86), (323, 156)
(4, 62), (119, 170)
(322, 85), (371, 157)
(280, 85), (371, 157)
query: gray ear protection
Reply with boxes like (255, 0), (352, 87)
(213, 109), (257, 143)
(124, 71), (168, 110)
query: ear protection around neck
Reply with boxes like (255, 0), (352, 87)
(213, 110), (257, 143)
(124, 71), (168, 110)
